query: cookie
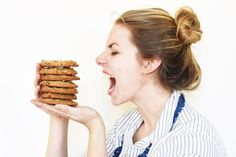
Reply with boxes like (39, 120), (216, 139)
(41, 86), (78, 94)
(40, 60), (79, 67)
(41, 92), (77, 100)
(39, 68), (77, 75)
(41, 74), (80, 81)
(39, 98), (77, 106)
(40, 81), (78, 88)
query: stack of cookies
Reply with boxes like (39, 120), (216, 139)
(38, 60), (80, 106)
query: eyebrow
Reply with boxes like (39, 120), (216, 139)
(108, 42), (119, 48)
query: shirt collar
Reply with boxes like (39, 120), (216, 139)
(129, 90), (181, 148)
(152, 90), (181, 142)
(120, 90), (182, 149)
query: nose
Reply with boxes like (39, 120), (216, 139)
(96, 51), (106, 66)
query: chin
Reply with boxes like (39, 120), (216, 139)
(111, 97), (129, 106)
(111, 99), (122, 106)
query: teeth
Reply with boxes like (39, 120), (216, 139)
(105, 74), (114, 79)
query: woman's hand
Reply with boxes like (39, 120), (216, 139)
(31, 63), (104, 131)
(31, 99), (107, 157)
(34, 63), (41, 100)
(32, 63), (65, 119)
(31, 63), (106, 156)
(32, 63), (69, 157)
(31, 99), (104, 131)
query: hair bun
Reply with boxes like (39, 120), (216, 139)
(175, 7), (202, 45)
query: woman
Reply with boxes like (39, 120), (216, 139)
(31, 6), (227, 157)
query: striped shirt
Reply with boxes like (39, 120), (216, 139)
(106, 91), (227, 157)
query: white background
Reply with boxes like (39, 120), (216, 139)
(0, 0), (235, 156)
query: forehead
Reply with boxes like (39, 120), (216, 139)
(106, 24), (133, 48)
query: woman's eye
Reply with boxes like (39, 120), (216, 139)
(111, 51), (119, 55)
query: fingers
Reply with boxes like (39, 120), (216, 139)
(55, 105), (80, 121)
(41, 104), (69, 118)
(34, 63), (41, 87)
(34, 63), (41, 99)
(31, 99), (69, 118)
(31, 99), (83, 121)
(34, 85), (40, 99)
(31, 99), (51, 114)
(34, 73), (40, 87)
(36, 63), (41, 72)
(54, 105), (76, 113)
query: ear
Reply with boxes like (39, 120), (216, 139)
(142, 57), (162, 74)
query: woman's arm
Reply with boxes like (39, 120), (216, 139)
(32, 63), (107, 157)
(32, 100), (107, 157)
(32, 100), (69, 157)
(87, 114), (106, 157)
(32, 64), (69, 157)
(46, 116), (69, 157)
(54, 105), (107, 157)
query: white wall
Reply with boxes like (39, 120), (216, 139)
(0, 0), (235, 156)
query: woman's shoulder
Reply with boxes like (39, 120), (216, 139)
(149, 104), (227, 156)
(178, 103), (217, 134)
(170, 104), (227, 156)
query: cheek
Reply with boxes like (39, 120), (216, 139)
(118, 62), (142, 88)
(111, 55), (143, 88)
(118, 56), (140, 72)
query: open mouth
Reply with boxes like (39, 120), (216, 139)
(105, 73), (116, 96)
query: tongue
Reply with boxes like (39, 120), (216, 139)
(108, 78), (116, 95)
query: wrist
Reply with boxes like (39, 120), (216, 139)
(87, 115), (106, 157)
(47, 116), (69, 157)
(50, 115), (69, 128)
(88, 115), (105, 133)
(50, 115), (68, 122)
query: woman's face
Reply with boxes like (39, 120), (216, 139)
(96, 24), (144, 105)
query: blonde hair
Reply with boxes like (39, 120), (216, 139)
(115, 6), (202, 90)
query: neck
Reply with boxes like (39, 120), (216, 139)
(131, 81), (172, 134)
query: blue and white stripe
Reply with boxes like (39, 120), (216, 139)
(106, 91), (227, 157)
